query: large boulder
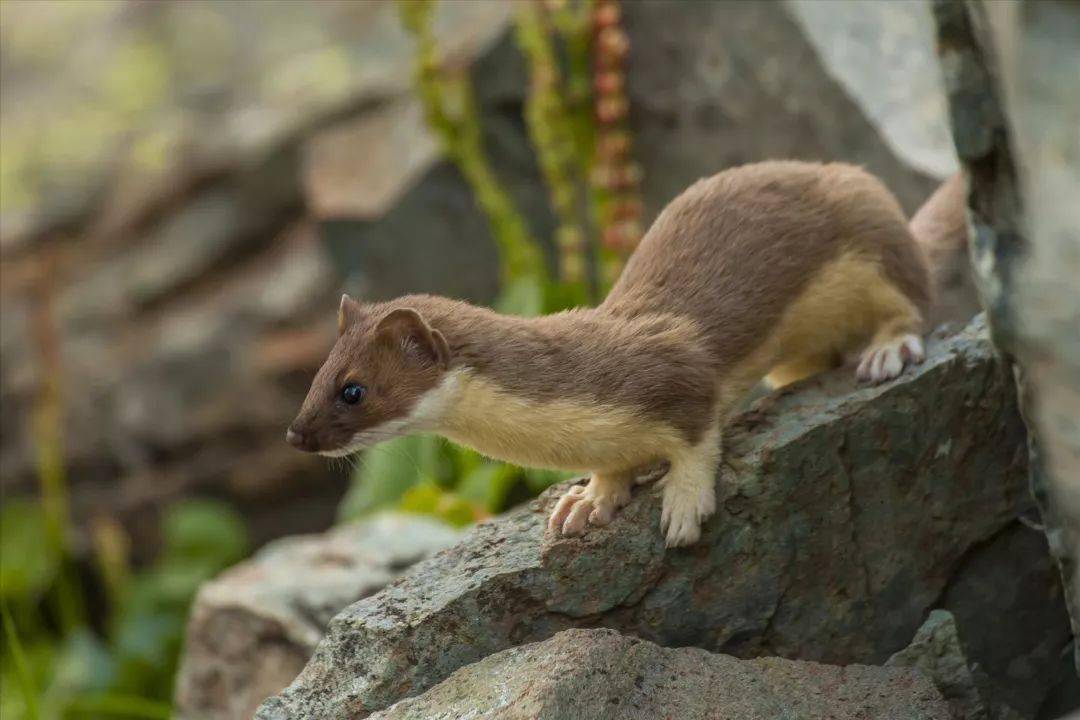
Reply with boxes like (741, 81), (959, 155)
(932, 0), (1080, 674)
(256, 317), (1073, 719)
(624, 0), (947, 221)
(174, 514), (460, 720)
(368, 628), (950, 720)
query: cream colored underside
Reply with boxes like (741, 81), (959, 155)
(436, 370), (688, 474)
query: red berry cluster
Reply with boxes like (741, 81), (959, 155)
(591, 0), (642, 254)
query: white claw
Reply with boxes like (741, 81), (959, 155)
(856, 334), (925, 384)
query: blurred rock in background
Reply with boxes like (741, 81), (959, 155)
(0, 0), (955, 555)
(174, 513), (459, 720)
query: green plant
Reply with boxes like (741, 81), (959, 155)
(399, 0), (549, 317)
(1, 498), (248, 720)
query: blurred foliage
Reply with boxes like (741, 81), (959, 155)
(1, 498), (247, 720)
(2, 260), (248, 718)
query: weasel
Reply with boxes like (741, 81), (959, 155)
(288, 161), (955, 547)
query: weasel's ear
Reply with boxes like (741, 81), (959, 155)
(375, 308), (450, 369)
(338, 294), (362, 336)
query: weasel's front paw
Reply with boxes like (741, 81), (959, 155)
(660, 479), (715, 548)
(548, 475), (631, 538)
(856, 334), (925, 383)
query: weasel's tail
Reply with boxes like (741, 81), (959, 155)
(909, 173), (981, 328)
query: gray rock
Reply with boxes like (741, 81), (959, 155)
(887, 610), (991, 720)
(369, 628), (950, 720)
(174, 514), (460, 720)
(932, 0), (1080, 677)
(257, 317), (1067, 719)
(623, 0), (940, 219)
(940, 520), (1075, 718)
(786, 0), (958, 179)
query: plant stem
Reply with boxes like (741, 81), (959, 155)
(29, 254), (84, 634)
(516, 0), (589, 299)
(399, 0), (547, 289)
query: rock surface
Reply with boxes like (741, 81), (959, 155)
(887, 610), (991, 720)
(623, 0), (941, 225)
(174, 514), (460, 720)
(785, 0), (958, 179)
(368, 628), (950, 720)
(256, 318), (1070, 719)
(932, 0), (1080, 675)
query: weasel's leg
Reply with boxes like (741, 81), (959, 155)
(659, 424), (721, 547)
(856, 313), (925, 384)
(548, 470), (632, 537)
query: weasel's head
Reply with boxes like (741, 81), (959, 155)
(286, 295), (453, 457)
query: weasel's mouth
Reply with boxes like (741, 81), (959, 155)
(316, 419), (412, 458)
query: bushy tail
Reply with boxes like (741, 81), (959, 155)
(909, 173), (981, 328)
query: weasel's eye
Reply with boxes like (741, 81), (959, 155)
(340, 384), (366, 405)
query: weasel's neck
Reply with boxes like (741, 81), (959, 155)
(382, 295), (715, 444)
(392, 297), (625, 399)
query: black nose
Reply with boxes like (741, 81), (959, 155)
(286, 427), (308, 450)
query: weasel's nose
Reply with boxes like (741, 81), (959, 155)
(285, 427), (306, 449)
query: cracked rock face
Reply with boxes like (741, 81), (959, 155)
(256, 317), (1071, 719)
(173, 514), (460, 720)
(368, 628), (950, 720)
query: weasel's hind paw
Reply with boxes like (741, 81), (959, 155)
(547, 477), (630, 538)
(856, 334), (925, 384)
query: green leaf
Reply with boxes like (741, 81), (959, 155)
(160, 500), (247, 568)
(0, 500), (60, 601)
(542, 280), (589, 313)
(111, 609), (182, 673)
(338, 435), (440, 522)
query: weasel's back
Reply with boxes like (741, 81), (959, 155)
(601, 161), (929, 369)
